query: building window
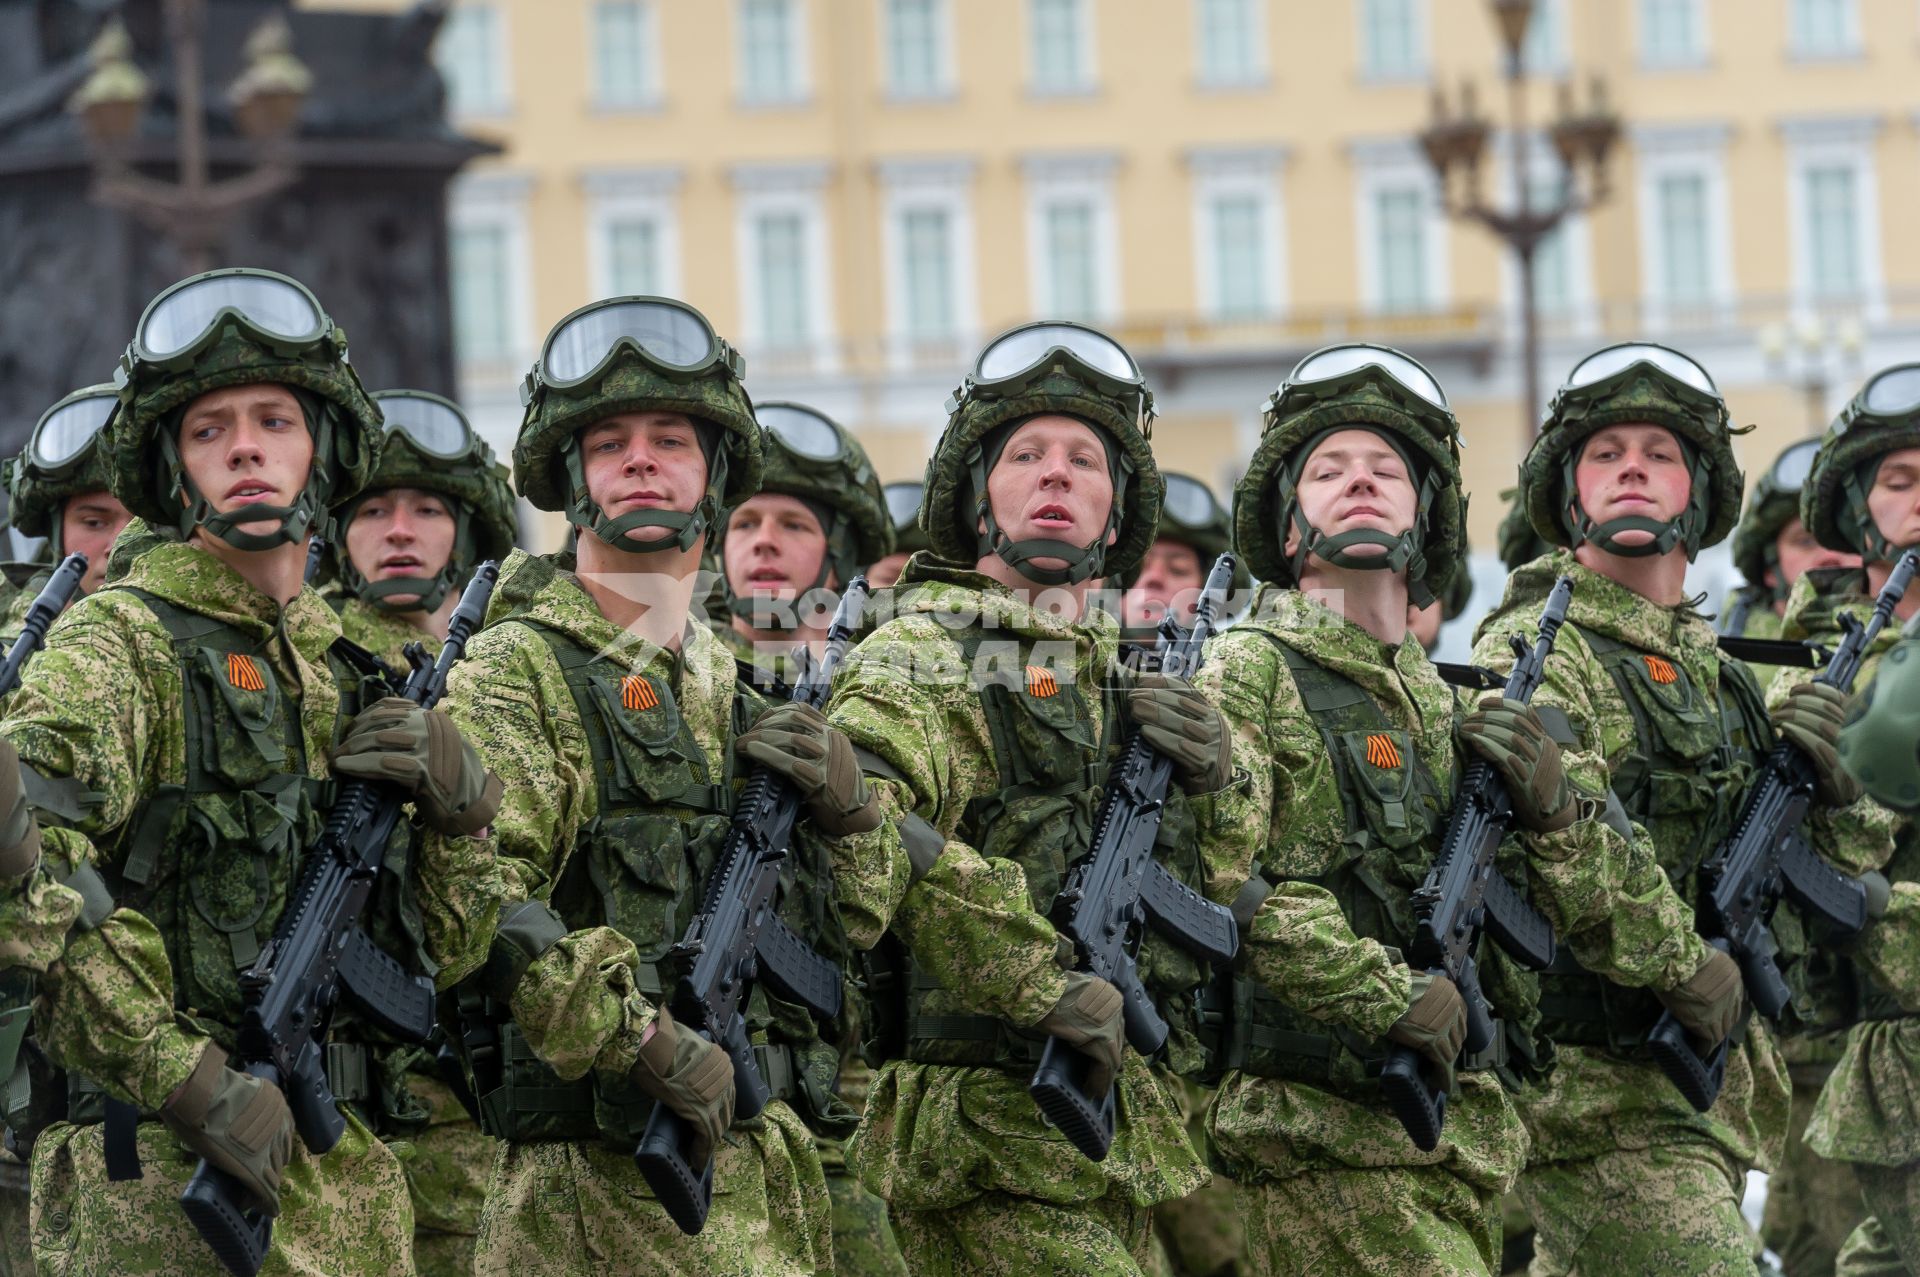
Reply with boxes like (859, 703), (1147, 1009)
(754, 211), (811, 345)
(1638, 0), (1706, 66)
(606, 219), (663, 295)
(1653, 172), (1712, 304)
(436, 4), (508, 115)
(1209, 195), (1270, 319)
(1521, 0), (1566, 73)
(1040, 201), (1099, 319)
(1789, 0), (1859, 56)
(593, 2), (660, 109)
(451, 224), (513, 362)
(739, 0), (806, 104)
(1029, 0), (1093, 94)
(899, 208), (958, 340)
(1803, 164), (1862, 297)
(885, 0), (949, 97)
(1360, 0), (1425, 80)
(1374, 187), (1430, 311)
(1196, 0), (1264, 87)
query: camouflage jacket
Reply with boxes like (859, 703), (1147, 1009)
(0, 541), (504, 1112)
(337, 596), (427, 671)
(1472, 551), (1791, 1170)
(823, 560), (1206, 1212)
(1718, 587), (1789, 694)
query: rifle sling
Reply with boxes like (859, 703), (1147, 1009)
(852, 744), (946, 885)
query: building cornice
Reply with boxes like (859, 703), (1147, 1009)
(726, 159), (834, 192)
(1182, 143), (1290, 178)
(1776, 113), (1884, 146)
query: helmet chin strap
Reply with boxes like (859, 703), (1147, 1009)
(1558, 443), (1710, 561)
(563, 431), (728, 555)
(964, 423), (1129, 587)
(1277, 428), (1441, 607)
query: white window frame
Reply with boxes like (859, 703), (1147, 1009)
(1357, 0), (1429, 83)
(1787, 0), (1862, 59)
(1027, 0), (1097, 97)
(730, 162), (837, 369)
(1632, 124), (1736, 330)
(735, 0), (812, 107)
(1194, 0), (1268, 89)
(1781, 116), (1885, 320)
(446, 172), (534, 376)
(436, 2), (512, 117)
(876, 159), (979, 368)
(590, 0), (664, 112)
(1520, 0), (1569, 76)
(1188, 147), (1289, 322)
(1636, 0), (1710, 69)
(1021, 154), (1120, 323)
(882, 0), (955, 100)
(583, 168), (683, 301)
(1351, 142), (1448, 314)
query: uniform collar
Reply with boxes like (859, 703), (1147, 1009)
(114, 538), (340, 659)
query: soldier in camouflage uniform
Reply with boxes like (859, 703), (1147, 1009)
(1192, 343), (1713, 1276)
(1475, 342), (1881, 1276)
(0, 266), (508, 1275)
(868, 480), (931, 590)
(0, 384), (137, 625)
(821, 320), (1223, 1275)
(440, 295), (867, 1276)
(328, 388), (519, 1277)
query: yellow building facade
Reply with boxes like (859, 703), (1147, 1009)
(322, 0), (1920, 603)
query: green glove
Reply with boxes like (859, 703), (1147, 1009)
(159, 1043), (295, 1218)
(1771, 681), (1863, 808)
(629, 1006), (735, 1167)
(331, 697), (503, 836)
(1034, 971), (1126, 1097)
(1456, 693), (1576, 833)
(735, 702), (881, 837)
(0, 739), (40, 880)
(1656, 947), (1745, 1044)
(1387, 971), (1466, 1092)
(1125, 672), (1232, 794)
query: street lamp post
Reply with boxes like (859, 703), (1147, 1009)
(1418, 0), (1619, 441)
(67, 0), (312, 275)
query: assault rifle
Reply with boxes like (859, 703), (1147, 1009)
(634, 579), (866, 1233)
(1648, 548), (1920, 1112)
(302, 535), (325, 585)
(180, 561), (501, 1277)
(1029, 553), (1243, 1162)
(1380, 575), (1571, 1152)
(0, 554), (87, 696)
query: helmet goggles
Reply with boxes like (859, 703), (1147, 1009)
(1263, 343), (1459, 448)
(375, 390), (480, 462)
(1836, 363), (1920, 434)
(759, 402), (856, 467)
(1162, 473), (1221, 530)
(523, 296), (745, 403)
(28, 389), (118, 478)
(1559, 342), (1717, 401)
(948, 321), (1152, 423)
(1767, 437), (1820, 493)
(127, 269), (338, 374)
(883, 480), (924, 531)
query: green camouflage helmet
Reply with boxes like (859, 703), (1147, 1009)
(1437, 531), (1475, 622)
(108, 268), (383, 551)
(1496, 485), (1552, 572)
(883, 480), (930, 557)
(1803, 364), (1920, 562)
(924, 321), (1162, 585)
(1837, 616), (1920, 811)
(1522, 343), (1743, 560)
(514, 295), (761, 553)
(1730, 437), (1821, 596)
(1234, 344), (1466, 608)
(332, 390), (520, 613)
(7, 384), (120, 549)
(1112, 471), (1250, 595)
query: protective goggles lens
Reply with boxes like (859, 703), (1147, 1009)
(1162, 473), (1220, 529)
(28, 391), (117, 472)
(1563, 343), (1716, 397)
(534, 297), (739, 392)
(1281, 344), (1449, 412)
(758, 403), (848, 463)
(131, 269), (330, 368)
(963, 321), (1147, 411)
(883, 481), (924, 530)
(375, 391), (477, 460)
(1858, 364), (1920, 419)
(1768, 438), (1820, 493)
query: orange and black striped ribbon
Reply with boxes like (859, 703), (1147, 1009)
(622, 675), (660, 712)
(1025, 666), (1059, 698)
(1643, 655), (1678, 685)
(226, 653), (266, 692)
(1364, 733), (1402, 769)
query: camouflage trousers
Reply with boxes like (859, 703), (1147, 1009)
(0, 1148), (31, 1277)
(1834, 1162), (1918, 1276)
(1762, 1072), (1867, 1277)
(889, 1188), (1154, 1277)
(28, 1111), (412, 1277)
(471, 1100), (830, 1277)
(1150, 1075), (1243, 1277)
(1233, 1163), (1500, 1277)
(1519, 1141), (1752, 1276)
(821, 1056), (909, 1277)
(389, 1073), (488, 1277)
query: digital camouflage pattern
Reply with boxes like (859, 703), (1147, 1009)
(1730, 460), (1810, 599)
(1496, 488), (1551, 575)
(1232, 1161), (1500, 1277)
(1801, 391), (1920, 560)
(0, 1149), (29, 1277)
(822, 562), (1207, 1273)
(441, 548), (831, 1276)
(1834, 1174), (1919, 1277)
(1192, 584), (1711, 1276)
(748, 402), (894, 580)
(1519, 1142), (1756, 1274)
(337, 595), (430, 672)
(1149, 1072), (1243, 1277)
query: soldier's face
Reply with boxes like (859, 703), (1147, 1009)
(866, 551), (910, 588)
(1572, 424), (1691, 548)
(579, 412), (709, 545)
(1866, 447), (1920, 555)
(980, 415), (1118, 570)
(345, 487), (457, 607)
(1767, 517), (1858, 590)
(723, 492), (831, 600)
(1124, 538), (1205, 627)
(58, 489), (132, 593)
(176, 383), (314, 542)
(1284, 428), (1418, 565)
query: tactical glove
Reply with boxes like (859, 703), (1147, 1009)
(1125, 672), (1232, 794)
(331, 697), (503, 836)
(159, 1043), (295, 1218)
(1456, 693), (1576, 833)
(734, 702), (881, 837)
(1656, 947), (1745, 1044)
(1387, 971), (1467, 1092)
(1770, 681), (1864, 808)
(0, 739), (40, 880)
(1034, 971), (1126, 1097)
(628, 1006), (735, 1167)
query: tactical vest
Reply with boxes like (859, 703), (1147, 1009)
(1222, 638), (1544, 1093)
(1538, 623), (1776, 1048)
(467, 622), (854, 1146)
